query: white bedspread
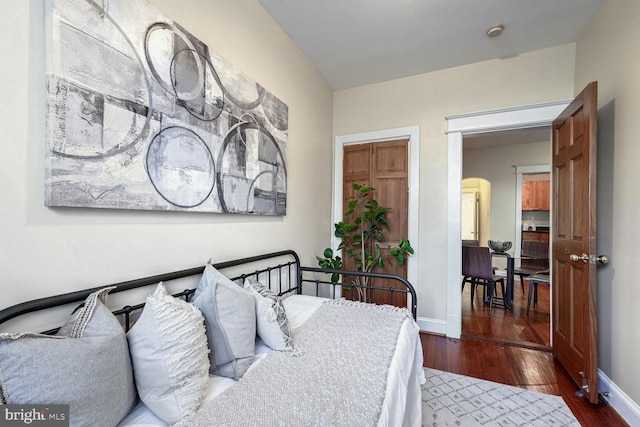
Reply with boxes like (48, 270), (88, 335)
(118, 295), (425, 427)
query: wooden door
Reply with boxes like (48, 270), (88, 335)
(342, 143), (372, 282)
(461, 191), (479, 241)
(343, 139), (409, 307)
(552, 81), (599, 404)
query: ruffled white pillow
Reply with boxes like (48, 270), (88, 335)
(244, 278), (293, 351)
(127, 283), (210, 425)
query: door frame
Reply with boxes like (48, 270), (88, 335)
(334, 126), (420, 300)
(445, 101), (570, 338)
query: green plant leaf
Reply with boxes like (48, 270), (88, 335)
(343, 223), (358, 231)
(318, 182), (413, 278)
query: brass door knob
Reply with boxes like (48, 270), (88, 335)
(570, 253), (609, 265)
(569, 253), (589, 263)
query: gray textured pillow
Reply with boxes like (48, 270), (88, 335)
(244, 278), (293, 351)
(0, 288), (137, 427)
(192, 263), (256, 379)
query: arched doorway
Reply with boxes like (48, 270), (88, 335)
(461, 177), (491, 246)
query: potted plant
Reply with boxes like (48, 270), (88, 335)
(316, 183), (414, 301)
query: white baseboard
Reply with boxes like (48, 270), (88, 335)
(417, 316), (447, 335)
(599, 369), (640, 426)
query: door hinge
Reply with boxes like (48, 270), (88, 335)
(574, 371), (591, 400)
(580, 370), (589, 393)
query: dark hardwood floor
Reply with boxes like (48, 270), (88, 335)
(422, 278), (627, 426)
(462, 276), (551, 347)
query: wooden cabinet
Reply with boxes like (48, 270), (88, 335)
(522, 180), (550, 211)
(522, 231), (550, 243)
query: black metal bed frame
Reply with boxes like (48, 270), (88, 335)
(0, 250), (417, 332)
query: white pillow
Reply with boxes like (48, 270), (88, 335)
(127, 283), (210, 425)
(192, 263), (256, 380)
(0, 288), (137, 427)
(243, 278), (293, 351)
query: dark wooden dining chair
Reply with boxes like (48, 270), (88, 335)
(461, 245), (476, 298)
(461, 245), (505, 318)
(514, 240), (549, 293)
(526, 270), (550, 315)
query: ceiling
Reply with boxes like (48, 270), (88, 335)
(258, 0), (605, 90)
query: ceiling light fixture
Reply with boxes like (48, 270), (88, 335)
(486, 24), (505, 38)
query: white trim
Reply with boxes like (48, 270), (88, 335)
(599, 369), (640, 426)
(446, 131), (463, 338)
(445, 101), (570, 339)
(446, 100), (572, 134)
(417, 317), (447, 336)
(515, 172), (523, 267)
(515, 164), (552, 174)
(334, 126), (420, 301)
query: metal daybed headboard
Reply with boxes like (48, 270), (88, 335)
(0, 250), (302, 332)
(298, 266), (417, 319)
(0, 249), (417, 332)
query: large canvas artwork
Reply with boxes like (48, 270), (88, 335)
(45, 0), (288, 215)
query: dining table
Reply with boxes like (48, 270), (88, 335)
(490, 250), (548, 310)
(490, 250), (516, 309)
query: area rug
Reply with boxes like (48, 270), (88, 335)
(422, 368), (581, 426)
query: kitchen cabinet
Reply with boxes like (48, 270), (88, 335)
(522, 180), (550, 211)
(522, 231), (550, 243)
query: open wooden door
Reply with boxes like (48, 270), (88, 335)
(552, 81), (601, 404)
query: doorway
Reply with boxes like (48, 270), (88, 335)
(460, 129), (552, 347)
(334, 126), (420, 307)
(445, 100), (570, 339)
(461, 178), (491, 245)
(342, 139), (409, 288)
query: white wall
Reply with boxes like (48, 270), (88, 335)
(574, 0), (640, 409)
(0, 0), (334, 313)
(334, 44), (575, 322)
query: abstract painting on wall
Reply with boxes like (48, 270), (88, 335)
(45, 0), (288, 215)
